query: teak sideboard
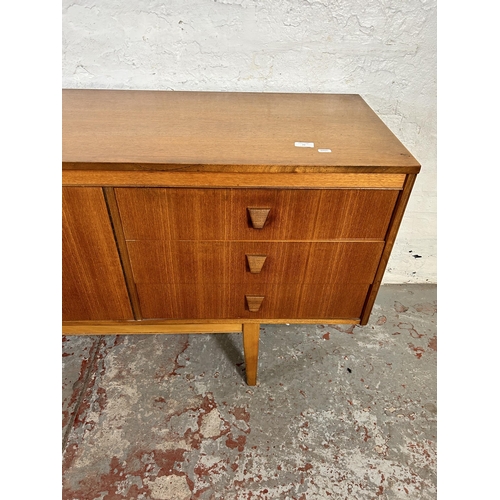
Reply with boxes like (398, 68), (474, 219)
(62, 90), (420, 385)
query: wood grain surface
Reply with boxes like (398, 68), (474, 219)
(243, 323), (260, 386)
(115, 188), (398, 241)
(63, 318), (360, 333)
(62, 171), (406, 189)
(246, 254), (267, 274)
(229, 189), (399, 240)
(62, 187), (133, 321)
(63, 162), (418, 174)
(62, 323), (243, 334)
(135, 283), (369, 320)
(102, 187), (143, 319)
(63, 90), (420, 171)
(62, 90), (419, 342)
(126, 241), (384, 285)
(247, 208), (271, 229)
(116, 188), (228, 241)
(245, 295), (265, 313)
(360, 173), (418, 325)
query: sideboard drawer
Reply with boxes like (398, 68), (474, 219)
(127, 240), (384, 285)
(135, 283), (369, 320)
(228, 188), (398, 240)
(116, 188), (228, 241)
(232, 284), (370, 319)
(136, 284), (229, 319)
(128, 240), (230, 284)
(116, 188), (399, 241)
(229, 241), (384, 285)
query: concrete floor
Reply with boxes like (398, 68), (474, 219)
(62, 284), (436, 500)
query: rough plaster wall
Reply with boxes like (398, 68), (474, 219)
(62, 0), (437, 284)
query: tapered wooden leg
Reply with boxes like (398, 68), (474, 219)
(243, 323), (260, 386)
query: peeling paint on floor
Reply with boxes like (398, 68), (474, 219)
(62, 284), (437, 499)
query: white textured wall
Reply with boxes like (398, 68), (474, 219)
(62, 0), (437, 284)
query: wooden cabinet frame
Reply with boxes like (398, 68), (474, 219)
(62, 90), (420, 385)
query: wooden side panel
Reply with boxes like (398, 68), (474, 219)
(62, 187), (134, 321)
(360, 174), (418, 324)
(115, 188), (228, 240)
(135, 283), (368, 320)
(229, 189), (399, 240)
(127, 241), (384, 285)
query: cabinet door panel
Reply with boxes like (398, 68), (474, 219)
(63, 187), (133, 321)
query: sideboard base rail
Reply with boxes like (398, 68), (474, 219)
(62, 319), (361, 386)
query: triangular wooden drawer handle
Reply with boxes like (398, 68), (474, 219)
(246, 254), (267, 274)
(248, 208), (270, 229)
(245, 295), (265, 312)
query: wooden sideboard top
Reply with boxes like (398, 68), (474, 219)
(62, 89), (420, 173)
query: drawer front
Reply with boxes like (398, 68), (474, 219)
(136, 284), (369, 320)
(116, 188), (228, 241)
(228, 189), (398, 240)
(116, 188), (398, 241)
(129, 241), (230, 284)
(127, 241), (384, 285)
(233, 284), (369, 319)
(137, 284), (229, 319)
(232, 241), (383, 284)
